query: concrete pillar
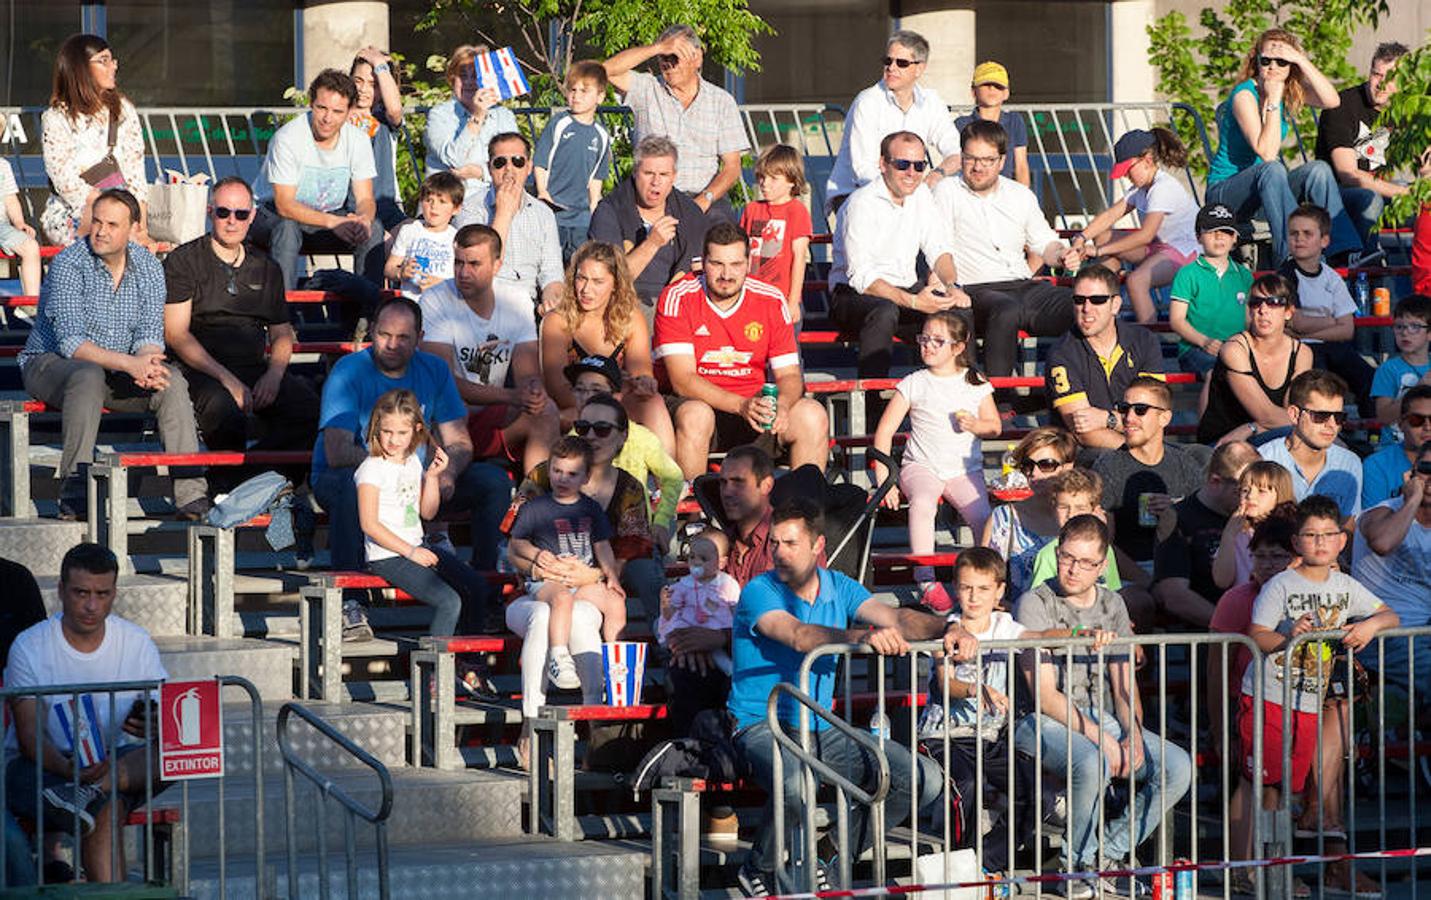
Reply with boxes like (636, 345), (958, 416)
(1108, 0), (1156, 103)
(297, 1), (390, 90)
(898, 1), (977, 112)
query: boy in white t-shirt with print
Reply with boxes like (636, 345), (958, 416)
(384, 171), (463, 298)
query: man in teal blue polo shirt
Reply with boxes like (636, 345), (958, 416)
(729, 497), (977, 895)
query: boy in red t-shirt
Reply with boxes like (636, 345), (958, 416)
(740, 145), (813, 331)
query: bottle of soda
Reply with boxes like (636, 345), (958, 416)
(759, 382), (779, 431)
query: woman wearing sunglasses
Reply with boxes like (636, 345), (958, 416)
(980, 426), (1077, 601)
(1199, 273), (1312, 445)
(1204, 29), (1360, 264)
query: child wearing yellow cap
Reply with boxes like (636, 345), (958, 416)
(954, 61), (1030, 188)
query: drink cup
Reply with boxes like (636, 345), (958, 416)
(601, 641), (647, 707)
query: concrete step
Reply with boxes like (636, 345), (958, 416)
(37, 572), (189, 637)
(0, 517), (88, 578)
(156, 635), (296, 701)
(158, 766), (527, 858)
(215, 699), (409, 777)
(184, 836), (649, 899)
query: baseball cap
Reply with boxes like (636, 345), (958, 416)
(563, 354), (623, 391)
(1195, 202), (1240, 235)
(971, 61), (1009, 89)
(1110, 130), (1156, 181)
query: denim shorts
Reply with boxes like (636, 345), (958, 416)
(0, 219), (31, 253)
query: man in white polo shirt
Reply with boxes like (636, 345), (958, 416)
(828, 130), (963, 379)
(933, 119), (1080, 376)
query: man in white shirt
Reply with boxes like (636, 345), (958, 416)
(250, 69), (385, 289)
(4, 543), (168, 883)
(464, 132), (564, 311)
(419, 224), (559, 476)
(933, 119), (1080, 376)
(828, 130), (964, 378)
(824, 31), (961, 217)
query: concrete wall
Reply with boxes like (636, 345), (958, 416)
(299, 0), (390, 88)
(745, 0), (891, 104)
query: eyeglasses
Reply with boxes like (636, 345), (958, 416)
(1072, 293), (1114, 306)
(573, 420), (619, 438)
(1020, 457), (1065, 475)
(885, 158), (928, 172)
(881, 56), (919, 69)
(1296, 531), (1342, 544)
(1055, 551), (1104, 573)
(1258, 55), (1292, 68)
(1394, 322), (1429, 334)
(1247, 294), (1290, 308)
(89, 54), (117, 67)
(1299, 408), (1348, 425)
(915, 334), (953, 349)
(1404, 413), (1431, 428)
(1115, 401), (1169, 417)
(490, 155), (528, 170)
(962, 155), (1003, 170)
(212, 206), (252, 221)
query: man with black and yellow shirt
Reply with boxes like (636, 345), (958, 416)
(1045, 266), (1165, 451)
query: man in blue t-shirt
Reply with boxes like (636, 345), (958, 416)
(311, 297), (513, 637)
(1363, 386), (1431, 509)
(728, 497), (976, 895)
(1257, 369), (1363, 525)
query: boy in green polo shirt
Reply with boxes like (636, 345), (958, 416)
(1169, 202), (1253, 377)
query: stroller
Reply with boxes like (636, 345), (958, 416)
(690, 449), (899, 586)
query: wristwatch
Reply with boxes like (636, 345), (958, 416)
(1106, 410), (1119, 431)
(701, 190), (715, 205)
(373, 62), (391, 75)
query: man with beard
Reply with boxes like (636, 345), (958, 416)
(1258, 369), (1363, 526)
(418, 224), (559, 477)
(653, 221), (829, 479)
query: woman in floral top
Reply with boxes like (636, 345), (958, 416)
(40, 34), (150, 245)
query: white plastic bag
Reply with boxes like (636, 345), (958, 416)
(147, 171), (210, 244)
(913, 847), (986, 900)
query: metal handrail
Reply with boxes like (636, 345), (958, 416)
(277, 701), (394, 900)
(216, 675), (266, 900)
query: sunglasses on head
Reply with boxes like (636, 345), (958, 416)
(1020, 457), (1064, 474)
(1115, 401), (1168, 417)
(886, 158), (928, 172)
(490, 155), (528, 170)
(213, 206), (252, 221)
(1072, 293), (1114, 306)
(573, 420), (618, 437)
(1258, 55), (1291, 68)
(1300, 408), (1348, 425)
(1404, 413), (1431, 428)
(882, 56), (918, 69)
(1247, 294), (1291, 308)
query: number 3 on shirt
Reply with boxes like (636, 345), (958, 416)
(1050, 365), (1071, 396)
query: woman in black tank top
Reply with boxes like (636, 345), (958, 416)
(1198, 274), (1312, 444)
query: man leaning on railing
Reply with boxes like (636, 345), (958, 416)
(726, 496), (977, 897)
(3, 543), (168, 884)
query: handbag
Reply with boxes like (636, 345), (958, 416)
(78, 112), (124, 190)
(147, 171), (211, 244)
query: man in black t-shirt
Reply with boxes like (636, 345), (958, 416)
(1151, 441), (1260, 628)
(1314, 42), (1419, 248)
(162, 177), (319, 486)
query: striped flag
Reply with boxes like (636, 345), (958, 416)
(54, 695), (107, 768)
(474, 46), (531, 101)
(601, 641), (647, 707)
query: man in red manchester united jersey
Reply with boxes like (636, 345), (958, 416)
(654, 221), (829, 478)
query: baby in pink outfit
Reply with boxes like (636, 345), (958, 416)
(659, 529), (741, 675)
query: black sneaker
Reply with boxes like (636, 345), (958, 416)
(173, 496), (214, 522)
(43, 782), (107, 834)
(54, 496), (84, 521)
(736, 859), (772, 897)
(342, 599), (375, 642)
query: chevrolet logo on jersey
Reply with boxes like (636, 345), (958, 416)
(699, 346), (754, 368)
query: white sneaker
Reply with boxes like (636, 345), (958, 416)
(547, 647), (581, 689)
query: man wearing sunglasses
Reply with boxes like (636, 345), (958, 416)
(933, 119), (1079, 377)
(824, 30), (961, 216)
(828, 130), (961, 379)
(603, 25), (748, 224)
(468, 132), (564, 312)
(162, 177), (319, 491)
(250, 69), (384, 290)
(1045, 266), (1165, 450)
(1362, 386), (1431, 509)
(1257, 369), (1362, 526)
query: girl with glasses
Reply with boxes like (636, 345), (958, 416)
(873, 312), (1001, 611)
(979, 426), (1078, 602)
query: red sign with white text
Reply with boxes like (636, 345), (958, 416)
(159, 680), (224, 780)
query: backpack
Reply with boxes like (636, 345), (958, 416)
(627, 708), (742, 795)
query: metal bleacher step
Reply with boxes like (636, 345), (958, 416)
(217, 699), (409, 777)
(0, 517), (88, 577)
(156, 634), (296, 701)
(36, 571), (189, 637)
(184, 835), (649, 899)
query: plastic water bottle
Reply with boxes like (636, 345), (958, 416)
(868, 709), (890, 741)
(1355, 271), (1370, 315)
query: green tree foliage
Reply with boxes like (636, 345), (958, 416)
(1379, 37), (1431, 224)
(1146, 0), (1387, 175)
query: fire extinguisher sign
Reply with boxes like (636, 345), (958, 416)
(159, 680), (224, 780)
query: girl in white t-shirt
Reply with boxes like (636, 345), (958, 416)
(355, 389), (490, 655)
(873, 311), (1001, 611)
(1074, 127), (1200, 324)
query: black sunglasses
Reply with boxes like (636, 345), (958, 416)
(573, 420), (619, 438)
(1073, 293), (1114, 306)
(490, 155), (528, 170)
(1416, 460), (1431, 476)
(886, 158), (928, 172)
(882, 56), (918, 69)
(213, 206), (252, 221)
(1116, 401), (1169, 417)
(1020, 457), (1065, 474)
(1258, 55), (1291, 68)
(1405, 413), (1431, 428)
(1300, 408), (1348, 425)
(1247, 294), (1291, 308)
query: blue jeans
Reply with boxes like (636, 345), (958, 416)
(1177, 346), (1217, 377)
(252, 203), (387, 290)
(735, 719), (943, 887)
(368, 545), (487, 636)
(1340, 187), (1385, 250)
(1206, 159), (1361, 263)
(1013, 708), (1191, 870)
(311, 460), (513, 571)
(3, 810), (34, 887)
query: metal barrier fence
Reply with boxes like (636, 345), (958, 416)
(0, 674), (264, 893)
(764, 626), (1431, 898)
